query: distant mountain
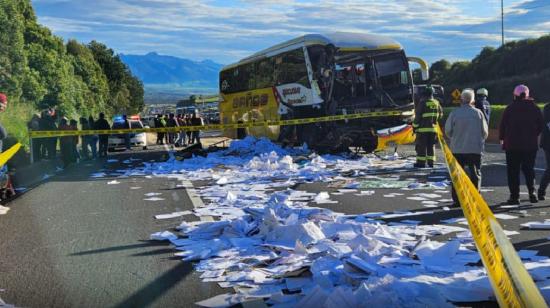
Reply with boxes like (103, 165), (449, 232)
(120, 52), (223, 88)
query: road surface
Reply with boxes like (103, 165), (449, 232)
(1, 142), (550, 307)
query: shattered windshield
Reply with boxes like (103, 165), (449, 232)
(375, 54), (410, 89)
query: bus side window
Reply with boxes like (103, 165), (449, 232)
(256, 58), (274, 89)
(231, 63), (255, 93)
(220, 69), (234, 94)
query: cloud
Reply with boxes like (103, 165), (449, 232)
(32, 0), (550, 65)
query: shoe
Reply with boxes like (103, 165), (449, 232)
(506, 198), (520, 205)
(413, 163), (426, 168)
(538, 191), (546, 201)
(529, 194), (539, 204)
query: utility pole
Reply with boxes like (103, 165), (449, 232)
(501, 0), (505, 46)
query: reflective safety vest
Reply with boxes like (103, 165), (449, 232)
(412, 98), (443, 133)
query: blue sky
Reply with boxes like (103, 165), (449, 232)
(32, 0), (550, 65)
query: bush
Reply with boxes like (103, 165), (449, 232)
(0, 101), (35, 150)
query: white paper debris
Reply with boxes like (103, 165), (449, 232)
(155, 211), (193, 219)
(106, 137), (550, 306)
(150, 231), (177, 241)
(107, 180), (120, 185)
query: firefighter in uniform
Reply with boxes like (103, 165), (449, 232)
(413, 86), (443, 168)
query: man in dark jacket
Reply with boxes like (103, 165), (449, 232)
(95, 113), (111, 157)
(475, 88), (491, 123)
(166, 113), (178, 144)
(499, 85), (544, 204)
(40, 108), (58, 159)
(413, 86), (443, 168)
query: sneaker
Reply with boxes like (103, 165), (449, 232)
(506, 198), (520, 205)
(538, 192), (546, 201)
(529, 194), (539, 204)
(413, 163), (426, 168)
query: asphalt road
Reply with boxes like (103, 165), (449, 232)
(1, 141), (550, 307)
(0, 146), (224, 307)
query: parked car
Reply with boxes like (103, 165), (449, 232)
(108, 116), (147, 151)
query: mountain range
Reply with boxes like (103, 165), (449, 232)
(120, 52), (223, 102)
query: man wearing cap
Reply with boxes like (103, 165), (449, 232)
(499, 85), (544, 205)
(0, 93), (8, 152)
(413, 86), (443, 168)
(445, 89), (488, 207)
(475, 88), (491, 123)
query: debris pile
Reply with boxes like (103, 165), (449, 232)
(114, 137), (549, 307)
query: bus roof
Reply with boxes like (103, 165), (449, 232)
(221, 32), (402, 71)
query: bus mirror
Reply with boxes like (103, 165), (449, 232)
(407, 57), (429, 81)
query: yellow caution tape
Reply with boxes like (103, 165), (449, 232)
(0, 143), (22, 168)
(28, 110), (406, 138)
(436, 127), (547, 308)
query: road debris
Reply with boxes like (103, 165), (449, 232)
(110, 137), (550, 306)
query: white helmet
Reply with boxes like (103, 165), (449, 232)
(476, 88), (489, 97)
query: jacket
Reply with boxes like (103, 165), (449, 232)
(445, 104), (488, 154)
(499, 98), (543, 151)
(541, 103), (550, 150)
(475, 97), (491, 124)
(413, 98), (443, 133)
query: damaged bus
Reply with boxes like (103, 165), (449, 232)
(219, 32), (429, 153)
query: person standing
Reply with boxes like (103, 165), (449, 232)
(175, 114), (186, 147)
(445, 89), (488, 207)
(28, 113), (42, 162)
(499, 85), (544, 205)
(155, 114), (163, 145)
(166, 113), (178, 144)
(413, 86), (443, 168)
(79, 117), (90, 160)
(95, 113), (111, 157)
(185, 114), (192, 144)
(40, 109), (58, 159)
(122, 115), (131, 150)
(59, 118), (73, 167)
(88, 116), (98, 159)
(475, 88), (491, 123)
(191, 112), (203, 145)
(539, 102), (550, 201)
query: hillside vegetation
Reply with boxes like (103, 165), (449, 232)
(420, 35), (550, 104)
(0, 0), (144, 146)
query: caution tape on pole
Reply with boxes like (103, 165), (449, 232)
(28, 110), (406, 139)
(436, 126), (547, 308)
(0, 143), (22, 168)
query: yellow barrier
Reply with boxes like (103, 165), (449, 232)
(0, 143), (22, 168)
(436, 127), (547, 308)
(28, 111), (406, 138)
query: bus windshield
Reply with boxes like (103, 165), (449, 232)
(331, 51), (412, 108)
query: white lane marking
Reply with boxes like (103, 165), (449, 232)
(181, 180), (214, 222)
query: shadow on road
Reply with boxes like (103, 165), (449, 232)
(112, 261), (193, 308)
(69, 240), (166, 256)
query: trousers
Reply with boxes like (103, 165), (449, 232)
(451, 153), (482, 203)
(505, 150), (537, 199)
(539, 149), (550, 196)
(415, 132), (436, 166)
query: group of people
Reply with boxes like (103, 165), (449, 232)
(28, 111), (112, 167)
(154, 113), (203, 147)
(415, 84), (550, 206)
